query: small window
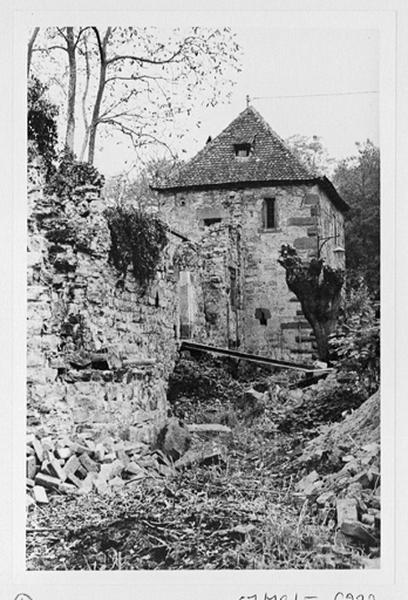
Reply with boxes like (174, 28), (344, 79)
(234, 143), (251, 157)
(203, 217), (222, 227)
(263, 198), (276, 230)
(255, 307), (271, 326)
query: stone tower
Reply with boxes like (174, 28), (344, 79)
(154, 106), (348, 360)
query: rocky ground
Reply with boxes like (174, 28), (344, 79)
(26, 352), (380, 570)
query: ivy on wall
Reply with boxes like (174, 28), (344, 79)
(27, 77), (58, 178)
(105, 206), (168, 291)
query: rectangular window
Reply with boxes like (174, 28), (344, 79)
(203, 217), (222, 227)
(263, 198), (276, 229)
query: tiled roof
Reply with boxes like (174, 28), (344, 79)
(155, 106), (314, 190)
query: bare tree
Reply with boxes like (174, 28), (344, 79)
(30, 26), (241, 164)
(27, 27), (40, 76)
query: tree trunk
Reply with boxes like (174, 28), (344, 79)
(306, 317), (331, 363)
(64, 27), (76, 154)
(279, 247), (344, 363)
(87, 64), (105, 164)
(79, 35), (91, 161)
(27, 27), (40, 76)
(87, 27), (110, 164)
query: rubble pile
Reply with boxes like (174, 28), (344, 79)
(292, 390), (380, 558)
(26, 420), (232, 507)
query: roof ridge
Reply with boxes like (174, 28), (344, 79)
(156, 105), (322, 190)
(247, 106), (314, 177)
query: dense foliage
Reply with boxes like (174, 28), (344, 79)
(333, 141), (380, 299)
(46, 151), (105, 199)
(27, 77), (58, 177)
(105, 206), (168, 289)
(330, 283), (380, 396)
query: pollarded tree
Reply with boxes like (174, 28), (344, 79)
(278, 244), (344, 363)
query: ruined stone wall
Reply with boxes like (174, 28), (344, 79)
(27, 162), (180, 444)
(158, 183), (345, 361)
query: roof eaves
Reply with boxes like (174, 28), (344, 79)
(315, 176), (350, 213)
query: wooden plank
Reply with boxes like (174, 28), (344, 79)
(180, 341), (316, 372)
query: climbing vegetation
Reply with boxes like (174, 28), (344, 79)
(105, 206), (168, 290)
(27, 77), (58, 177)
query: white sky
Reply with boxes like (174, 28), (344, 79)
(95, 26), (379, 177)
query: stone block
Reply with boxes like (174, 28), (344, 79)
(34, 472), (60, 490)
(336, 498), (358, 525)
(293, 237), (317, 250)
(79, 452), (99, 473)
(287, 217), (316, 227)
(303, 194), (320, 205)
(281, 321), (312, 330)
(340, 521), (378, 547)
(46, 457), (67, 482)
(26, 455), (37, 479)
(63, 455), (81, 477)
(33, 485), (49, 504)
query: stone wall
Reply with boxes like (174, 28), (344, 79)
(158, 182), (345, 361)
(27, 162), (180, 444)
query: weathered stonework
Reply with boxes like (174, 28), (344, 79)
(27, 162), (180, 443)
(153, 107), (348, 362)
(158, 182), (345, 361)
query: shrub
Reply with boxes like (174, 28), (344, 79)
(46, 151), (105, 199)
(330, 283), (380, 395)
(105, 205), (168, 290)
(27, 77), (58, 177)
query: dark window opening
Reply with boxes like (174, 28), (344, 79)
(203, 217), (222, 227)
(234, 143), (251, 157)
(263, 198), (276, 229)
(155, 291), (160, 308)
(229, 267), (239, 309)
(255, 307), (271, 326)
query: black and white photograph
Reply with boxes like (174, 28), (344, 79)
(23, 16), (384, 574)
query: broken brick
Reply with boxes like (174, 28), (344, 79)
(46, 457), (67, 482)
(336, 498), (358, 525)
(26, 455), (37, 479)
(34, 472), (60, 490)
(79, 452), (99, 473)
(63, 455), (81, 477)
(33, 485), (49, 504)
(340, 520), (378, 547)
(32, 437), (44, 462)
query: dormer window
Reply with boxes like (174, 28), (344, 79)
(234, 143), (251, 157)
